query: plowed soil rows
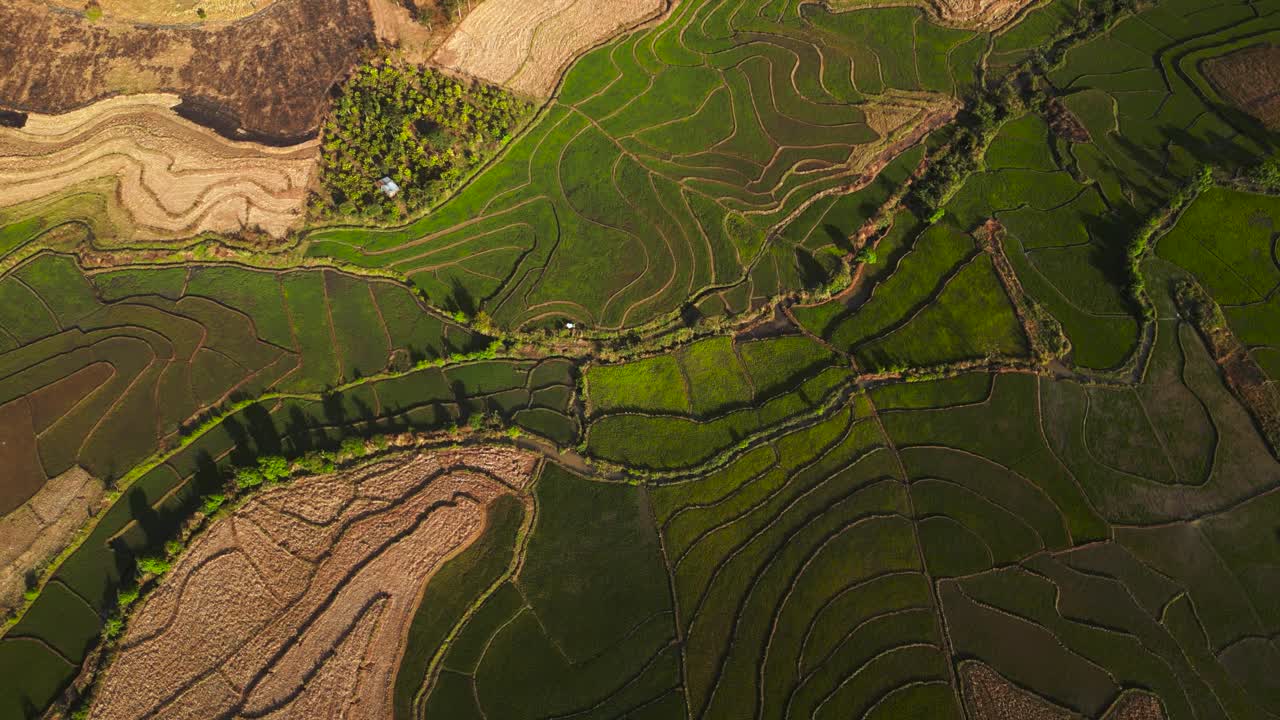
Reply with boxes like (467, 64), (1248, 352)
(0, 468), (104, 616)
(960, 661), (1077, 719)
(433, 0), (665, 96)
(88, 446), (537, 720)
(0, 95), (317, 239)
(0, 0), (375, 141)
(1203, 45), (1280, 128)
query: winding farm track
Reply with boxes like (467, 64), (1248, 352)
(0, 95), (318, 239)
(88, 448), (538, 720)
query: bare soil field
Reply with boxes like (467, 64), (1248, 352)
(0, 467), (105, 616)
(87, 446), (537, 720)
(1204, 45), (1280, 128)
(827, 0), (1035, 30)
(0, 94), (317, 239)
(433, 0), (666, 96)
(44, 0), (278, 24)
(368, 0), (441, 62)
(960, 661), (1079, 719)
(1103, 693), (1166, 720)
(0, 0), (375, 141)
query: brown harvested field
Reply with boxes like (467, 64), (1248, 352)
(1103, 692), (1166, 720)
(0, 467), (106, 615)
(0, 94), (318, 239)
(1204, 45), (1280, 128)
(828, 0), (1035, 30)
(960, 661), (1080, 720)
(88, 446), (538, 720)
(0, 0), (375, 141)
(46, 0), (279, 24)
(433, 0), (667, 97)
(0, 398), (46, 516)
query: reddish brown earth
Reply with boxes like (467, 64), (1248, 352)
(960, 661), (1078, 720)
(0, 399), (46, 515)
(1204, 45), (1280, 128)
(1104, 692), (1167, 720)
(0, 0), (376, 142)
(88, 447), (538, 720)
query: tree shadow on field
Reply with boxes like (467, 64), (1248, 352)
(220, 402), (284, 467)
(823, 224), (855, 253)
(126, 488), (165, 555)
(285, 405), (316, 455)
(1083, 207), (1144, 312)
(795, 247), (829, 290)
(1163, 124), (1260, 170)
(443, 277), (477, 317)
(322, 392), (348, 428)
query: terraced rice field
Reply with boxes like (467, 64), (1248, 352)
(0, 95), (317, 239)
(307, 0), (977, 329)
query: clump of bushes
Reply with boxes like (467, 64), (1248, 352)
(316, 61), (531, 220)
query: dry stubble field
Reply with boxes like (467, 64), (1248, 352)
(1204, 44), (1280, 128)
(828, 0), (1037, 30)
(0, 95), (318, 239)
(433, 0), (667, 96)
(88, 447), (537, 720)
(0, 468), (105, 615)
(43, 0), (278, 24)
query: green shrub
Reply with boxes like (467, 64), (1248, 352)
(234, 467), (264, 490)
(201, 494), (226, 515)
(136, 557), (171, 576)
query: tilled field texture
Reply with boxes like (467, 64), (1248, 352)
(0, 0), (374, 141)
(960, 661), (1078, 719)
(87, 447), (537, 720)
(433, 0), (666, 96)
(828, 0), (1036, 30)
(0, 468), (104, 616)
(0, 95), (317, 239)
(1203, 45), (1280, 128)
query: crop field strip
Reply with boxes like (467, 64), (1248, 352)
(0, 255), (497, 511)
(303, 0), (991, 331)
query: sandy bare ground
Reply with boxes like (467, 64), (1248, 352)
(827, 0), (1036, 30)
(367, 0), (440, 63)
(433, 0), (665, 96)
(0, 94), (317, 239)
(0, 467), (105, 616)
(87, 447), (537, 720)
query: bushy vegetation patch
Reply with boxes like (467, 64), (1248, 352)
(316, 61), (531, 220)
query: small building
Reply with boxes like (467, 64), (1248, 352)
(376, 177), (401, 198)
